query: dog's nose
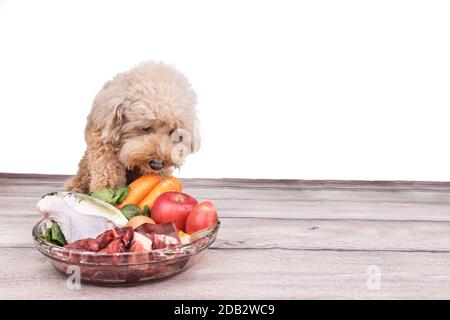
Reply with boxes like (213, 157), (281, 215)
(149, 160), (164, 170)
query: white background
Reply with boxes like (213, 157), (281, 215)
(1, 0), (449, 180)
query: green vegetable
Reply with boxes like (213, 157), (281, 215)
(143, 204), (150, 217)
(42, 222), (67, 246)
(113, 186), (129, 203)
(120, 204), (148, 220)
(89, 186), (129, 206)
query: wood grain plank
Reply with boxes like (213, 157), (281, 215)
(215, 218), (450, 252)
(1, 247), (450, 299)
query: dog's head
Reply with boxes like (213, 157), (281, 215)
(88, 61), (200, 176)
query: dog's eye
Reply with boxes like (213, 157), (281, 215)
(142, 127), (153, 133)
(170, 129), (183, 142)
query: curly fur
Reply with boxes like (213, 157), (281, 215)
(65, 61), (200, 193)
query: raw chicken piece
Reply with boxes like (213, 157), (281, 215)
(63, 192), (128, 227)
(37, 192), (128, 243)
(37, 195), (116, 243)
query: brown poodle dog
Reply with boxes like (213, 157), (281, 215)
(65, 61), (200, 193)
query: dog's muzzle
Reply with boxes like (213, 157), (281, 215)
(149, 160), (165, 170)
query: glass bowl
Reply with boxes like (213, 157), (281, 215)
(32, 219), (220, 285)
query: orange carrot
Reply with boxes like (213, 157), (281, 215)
(138, 176), (182, 210)
(117, 173), (161, 209)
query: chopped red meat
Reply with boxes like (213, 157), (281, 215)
(64, 223), (182, 254)
(94, 227), (133, 251)
(135, 222), (180, 240)
(95, 229), (114, 249)
(129, 232), (153, 253)
(135, 222), (181, 250)
(99, 238), (127, 254)
(114, 227), (133, 247)
(152, 234), (180, 250)
(64, 238), (99, 252)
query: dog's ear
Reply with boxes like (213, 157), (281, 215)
(101, 100), (126, 146)
(90, 86), (127, 146)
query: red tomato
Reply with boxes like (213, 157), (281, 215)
(151, 192), (198, 231)
(186, 201), (218, 234)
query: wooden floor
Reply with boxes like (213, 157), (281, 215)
(1, 173), (450, 299)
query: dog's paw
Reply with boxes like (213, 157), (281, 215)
(89, 175), (127, 192)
